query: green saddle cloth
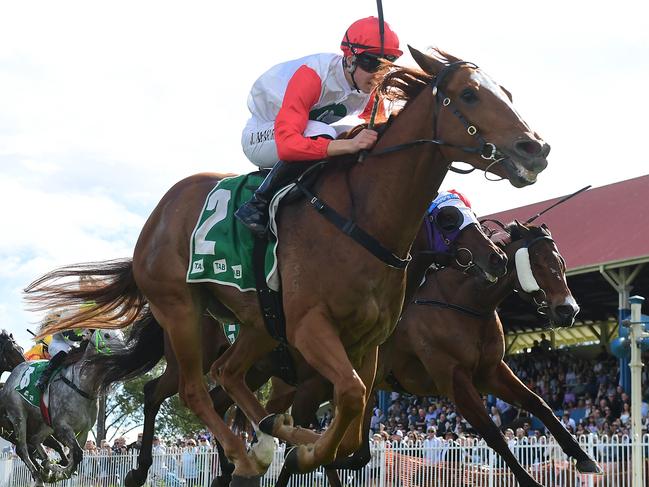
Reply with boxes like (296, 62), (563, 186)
(186, 174), (281, 292)
(15, 361), (49, 407)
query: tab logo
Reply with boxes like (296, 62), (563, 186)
(191, 259), (204, 274)
(213, 259), (227, 274)
(231, 265), (242, 279)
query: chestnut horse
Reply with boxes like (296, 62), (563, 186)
(27, 47), (549, 484)
(271, 222), (601, 487)
(92, 196), (507, 487)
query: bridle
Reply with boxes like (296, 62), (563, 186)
(515, 234), (556, 313)
(296, 62), (508, 270)
(367, 61), (508, 180)
(422, 221), (483, 275)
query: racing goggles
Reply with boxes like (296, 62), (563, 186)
(355, 53), (398, 73)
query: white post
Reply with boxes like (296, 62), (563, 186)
(628, 295), (647, 487)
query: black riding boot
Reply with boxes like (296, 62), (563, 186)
(234, 161), (311, 237)
(36, 351), (67, 392)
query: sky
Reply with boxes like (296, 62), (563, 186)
(1, 0), (648, 360)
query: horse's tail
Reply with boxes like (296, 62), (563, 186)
(25, 259), (146, 339)
(232, 405), (250, 433)
(90, 309), (165, 390)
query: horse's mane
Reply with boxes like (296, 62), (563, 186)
(333, 48), (459, 161)
(376, 48), (461, 107)
(61, 341), (89, 367)
(0, 329), (11, 340)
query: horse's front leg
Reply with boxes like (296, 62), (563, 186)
(280, 309), (368, 474)
(7, 412), (42, 483)
(50, 424), (84, 481)
(488, 362), (602, 474)
(449, 366), (545, 487)
(211, 325), (320, 448)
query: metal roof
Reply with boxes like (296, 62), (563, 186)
(480, 175), (649, 344)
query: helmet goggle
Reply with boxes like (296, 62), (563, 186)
(355, 52), (398, 73)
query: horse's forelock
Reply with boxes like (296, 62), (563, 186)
(425, 47), (462, 65)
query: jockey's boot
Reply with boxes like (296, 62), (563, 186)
(235, 161), (311, 237)
(35, 350), (67, 392)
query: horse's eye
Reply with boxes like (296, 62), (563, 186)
(460, 88), (478, 104)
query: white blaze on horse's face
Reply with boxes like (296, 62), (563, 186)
(469, 71), (546, 186)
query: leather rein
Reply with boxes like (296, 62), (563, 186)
(297, 61), (505, 269)
(413, 232), (556, 318)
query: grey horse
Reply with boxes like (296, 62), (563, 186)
(0, 329), (125, 484)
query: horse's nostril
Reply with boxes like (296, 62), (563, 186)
(514, 139), (543, 156)
(555, 305), (576, 318)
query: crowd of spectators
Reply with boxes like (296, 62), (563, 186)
(5, 343), (648, 477)
(361, 342), (649, 446)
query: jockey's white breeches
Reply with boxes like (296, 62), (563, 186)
(241, 118), (354, 168)
(48, 335), (72, 356)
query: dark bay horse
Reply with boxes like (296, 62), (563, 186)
(0, 330), (25, 376)
(283, 222), (600, 487)
(27, 46), (549, 483)
(96, 195), (507, 487)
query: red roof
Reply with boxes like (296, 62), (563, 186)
(481, 174), (649, 272)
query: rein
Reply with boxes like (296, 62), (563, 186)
(58, 374), (95, 401)
(368, 61), (507, 178)
(414, 233), (555, 319)
(295, 62), (504, 270)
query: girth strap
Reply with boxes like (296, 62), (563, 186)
(253, 237), (288, 344)
(60, 375), (95, 401)
(296, 182), (411, 270)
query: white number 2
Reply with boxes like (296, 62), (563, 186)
(194, 188), (232, 255)
(20, 368), (34, 389)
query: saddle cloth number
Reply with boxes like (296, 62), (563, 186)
(19, 367), (36, 389)
(194, 188), (232, 255)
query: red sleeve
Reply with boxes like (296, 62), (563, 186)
(274, 65), (332, 161)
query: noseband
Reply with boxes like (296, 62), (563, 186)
(368, 61), (507, 177)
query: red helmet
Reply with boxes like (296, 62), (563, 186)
(341, 16), (402, 59)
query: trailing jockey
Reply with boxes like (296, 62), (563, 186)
(234, 16), (403, 236)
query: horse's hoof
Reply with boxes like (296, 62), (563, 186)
(210, 475), (231, 487)
(576, 458), (604, 474)
(249, 431), (276, 468)
(229, 474), (261, 486)
(259, 413), (293, 436)
(125, 469), (147, 487)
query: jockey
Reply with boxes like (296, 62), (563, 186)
(235, 16), (403, 235)
(25, 334), (52, 361)
(35, 317), (87, 392)
(36, 276), (97, 391)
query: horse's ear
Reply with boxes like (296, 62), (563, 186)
(500, 85), (513, 102)
(408, 45), (445, 76)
